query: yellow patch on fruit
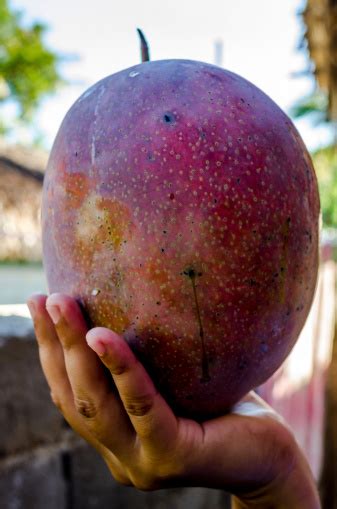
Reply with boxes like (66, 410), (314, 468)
(76, 193), (132, 251)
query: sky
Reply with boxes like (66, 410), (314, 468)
(10, 0), (333, 152)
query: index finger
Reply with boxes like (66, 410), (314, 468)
(86, 327), (179, 455)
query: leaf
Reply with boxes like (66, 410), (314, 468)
(0, 0), (65, 124)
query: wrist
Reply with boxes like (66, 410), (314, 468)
(231, 434), (321, 509)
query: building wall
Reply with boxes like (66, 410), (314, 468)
(0, 163), (43, 261)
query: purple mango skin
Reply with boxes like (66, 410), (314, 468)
(42, 59), (320, 420)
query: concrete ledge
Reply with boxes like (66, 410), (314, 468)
(0, 445), (66, 509)
(0, 315), (66, 455)
(71, 442), (231, 509)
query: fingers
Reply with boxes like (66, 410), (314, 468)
(46, 292), (102, 406)
(45, 294), (135, 458)
(86, 327), (179, 455)
(27, 294), (76, 422)
(27, 294), (102, 445)
(27, 294), (133, 484)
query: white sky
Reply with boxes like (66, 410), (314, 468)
(11, 0), (333, 152)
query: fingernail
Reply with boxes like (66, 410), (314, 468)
(46, 305), (61, 324)
(27, 301), (36, 319)
(89, 340), (107, 357)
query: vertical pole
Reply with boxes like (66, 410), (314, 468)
(214, 39), (224, 67)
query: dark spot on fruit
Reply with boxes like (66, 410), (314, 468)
(163, 112), (175, 124)
(161, 248), (165, 252)
(156, 301), (161, 305)
(240, 98), (245, 103)
(169, 193), (175, 200)
(75, 151), (78, 156)
(236, 178), (241, 183)
(247, 278), (258, 286)
(183, 268), (196, 278)
(305, 230), (312, 242)
(260, 342), (268, 353)
(238, 358), (248, 370)
(163, 230), (167, 234)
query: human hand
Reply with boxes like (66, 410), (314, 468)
(27, 293), (321, 509)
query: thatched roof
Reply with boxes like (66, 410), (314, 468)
(0, 139), (47, 179)
(0, 141), (47, 261)
(302, 0), (337, 120)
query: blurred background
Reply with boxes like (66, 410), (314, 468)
(0, 0), (336, 508)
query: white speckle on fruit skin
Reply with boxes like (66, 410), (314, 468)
(91, 85), (105, 166)
(129, 71), (140, 78)
(91, 288), (100, 296)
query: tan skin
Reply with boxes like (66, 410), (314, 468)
(27, 293), (321, 509)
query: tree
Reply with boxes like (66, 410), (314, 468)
(0, 0), (63, 135)
(290, 87), (337, 229)
(290, 89), (329, 126)
(311, 146), (337, 229)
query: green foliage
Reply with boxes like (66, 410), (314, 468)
(290, 90), (329, 125)
(0, 0), (63, 127)
(312, 146), (337, 228)
(290, 88), (337, 228)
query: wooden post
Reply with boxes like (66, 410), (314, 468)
(320, 318), (337, 508)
